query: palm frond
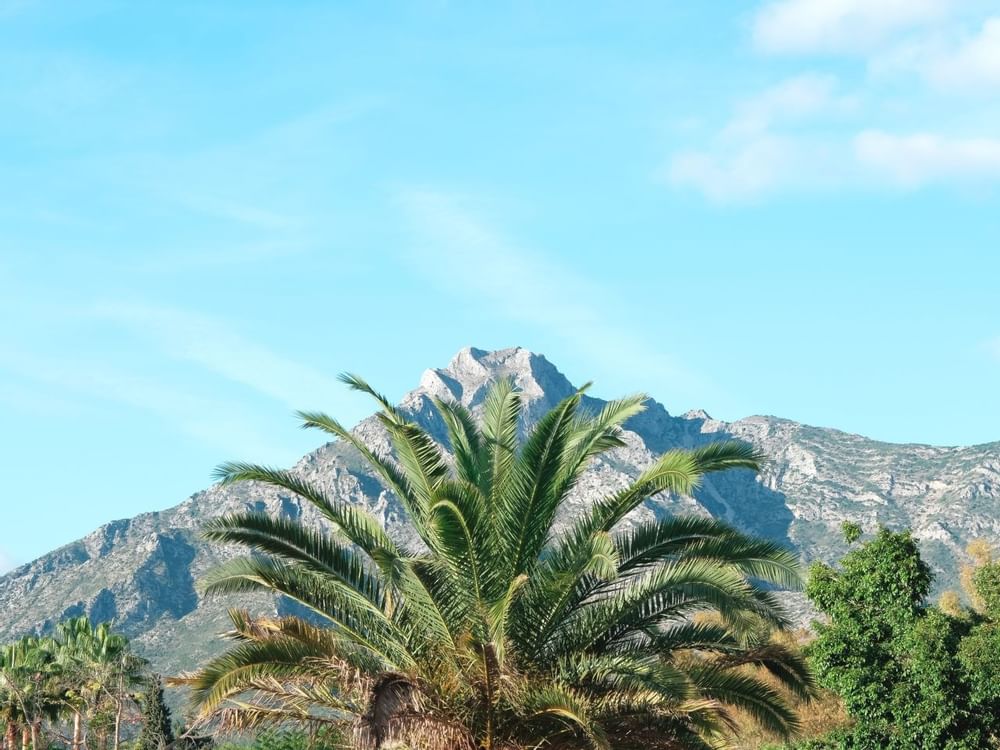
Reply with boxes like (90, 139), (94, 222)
(433, 398), (487, 488)
(200, 557), (413, 669)
(558, 394), (648, 492)
(338, 372), (403, 420)
(211, 461), (400, 562)
(501, 391), (582, 577)
(480, 378), (522, 511)
(615, 517), (803, 590)
(685, 664), (800, 740)
(203, 513), (386, 604)
(294, 411), (421, 522)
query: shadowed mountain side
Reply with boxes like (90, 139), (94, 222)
(1, 346), (998, 678)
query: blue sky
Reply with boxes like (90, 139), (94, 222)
(2, 0), (999, 571)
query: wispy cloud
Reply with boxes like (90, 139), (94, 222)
(668, 136), (837, 201)
(873, 16), (1000, 92)
(855, 131), (1000, 186)
(89, 303), (345, 411)
(668, 1), (1000, 200)
(666, 74), (855, 200)
(753, 0), (952, 55)
(398, 188), (712, 401)
(722, 73), (857, 137)
(0, 297), (353, 462)
(0, 347), (285, 460)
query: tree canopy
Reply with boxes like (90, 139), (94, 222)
(804, 529), (1000, 749)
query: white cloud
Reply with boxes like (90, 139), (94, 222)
(668, 4), (1000, 200)
(724, 73), (856, 136)
(667, 75), (854, 200)
(928, 17), (1000, 89)
(669, 136), (820, 201)
(753, 0), (952, 54)
(855, 130), (1000, 186)
(398, 189), (711, 400)
(879, 16), (1000, 92)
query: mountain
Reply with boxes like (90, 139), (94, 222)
(2, 347), (999, 679)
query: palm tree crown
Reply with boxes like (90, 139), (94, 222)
(180, 376), (812, 749)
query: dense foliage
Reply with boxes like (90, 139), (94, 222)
(0, 618), (151, 750)
(801, 529), (1000, 749)
(181, 376), (812, 749)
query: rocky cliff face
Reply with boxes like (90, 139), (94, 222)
(2, 347), (998, 676)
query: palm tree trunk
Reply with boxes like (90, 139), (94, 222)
(112, 671), (124, 750)
(5, 721), (17, 750)
(72, 712), (81, 750)
(20, 725), (28, 750)
(113, 698), (122, 750)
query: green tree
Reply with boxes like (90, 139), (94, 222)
(180, 376), (812, 749)
(136, 677), (173, 750)
(806, 528), (1000, 749)
(54, 617), (146, 750)
(0, 637), (60, 750)
(838, 522), (861, 545)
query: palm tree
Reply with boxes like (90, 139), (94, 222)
(0, 637), (60, 750)
(54, 618), (146, 750)
(179, 377), (813, 749)
(0, 644), (28, 750)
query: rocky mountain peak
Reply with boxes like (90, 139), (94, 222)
(411, 346), (576, 412)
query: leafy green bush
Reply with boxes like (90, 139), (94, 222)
(803, 528), (1000, 749)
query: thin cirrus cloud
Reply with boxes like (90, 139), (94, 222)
(89, 302), (346, 411)
(0, 345), (285, 460)
(752, 0), (953, 55)
(0, 302), (355, 461)
(397, 188), (712, 403)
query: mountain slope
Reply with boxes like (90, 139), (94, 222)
(2, 346), (998, 677)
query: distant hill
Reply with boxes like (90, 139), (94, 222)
(3, 346), (998, 679)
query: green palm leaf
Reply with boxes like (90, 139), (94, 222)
(186, 374), (808, 749)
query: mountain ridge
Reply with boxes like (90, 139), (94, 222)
(2, 346), (998, 677)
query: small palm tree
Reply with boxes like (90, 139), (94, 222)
(54, 617), (146, 750)
(0, 636), (60, 750)
(180, 377), (812, 749)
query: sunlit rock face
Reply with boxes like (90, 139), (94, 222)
(2, 346), (997, 673)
